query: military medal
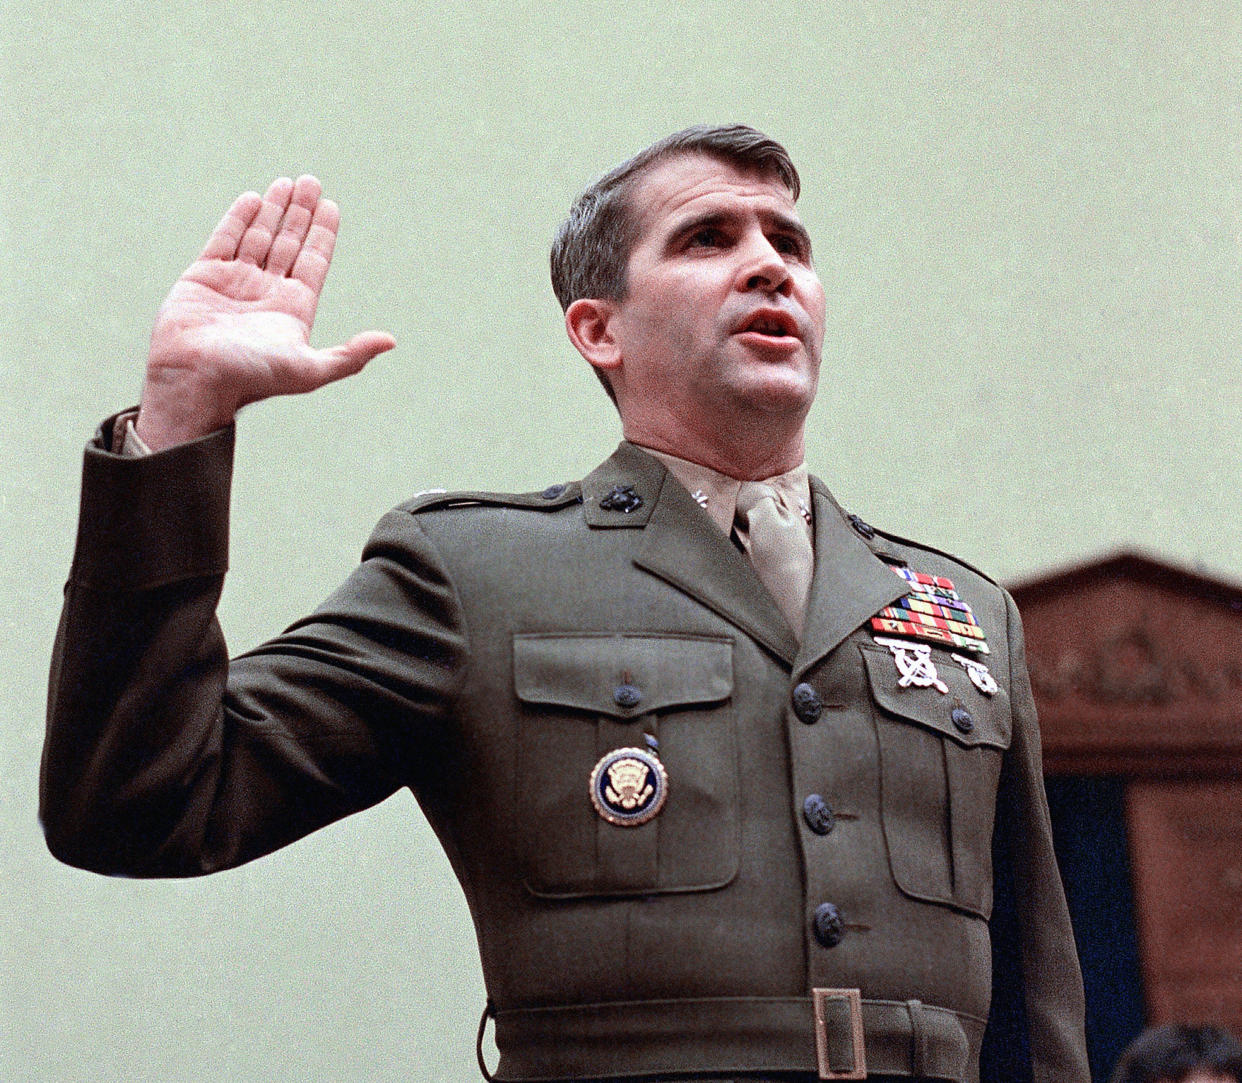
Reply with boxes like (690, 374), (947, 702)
(870, 566), (990, 655)
(589, 747), (668, 826)
(952, 653), (999, 696)
(873, 636), (949, 694)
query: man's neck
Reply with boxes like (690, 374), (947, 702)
(622, 426), (806, 482)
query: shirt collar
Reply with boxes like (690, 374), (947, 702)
(638, 445), (813, 538)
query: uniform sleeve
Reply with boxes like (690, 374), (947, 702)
(991, 588), (1090, 1081)
(41, 414), (468, 877)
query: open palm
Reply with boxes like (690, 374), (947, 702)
(139, 175), (394, 449)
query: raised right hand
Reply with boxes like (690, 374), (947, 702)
(136, 175), (395, 451)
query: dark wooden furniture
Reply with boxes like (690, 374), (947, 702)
(1011, 552), (1242, 1033)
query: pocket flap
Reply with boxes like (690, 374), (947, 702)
(861, 644), (1011, 750)
(514, 633), (733, 717)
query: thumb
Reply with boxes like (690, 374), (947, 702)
(314, 330), (397, 384)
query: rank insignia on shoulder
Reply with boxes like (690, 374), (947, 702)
(590, 747), (668, 826)
(869, 565), (990, 655)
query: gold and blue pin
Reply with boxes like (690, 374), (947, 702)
(590, 742), (668, 827)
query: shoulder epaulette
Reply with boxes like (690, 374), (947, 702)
(398, 481), (583, 516)
(811, 477), (999, 587)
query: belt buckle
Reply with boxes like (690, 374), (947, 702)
(812, 987), (866, 1081)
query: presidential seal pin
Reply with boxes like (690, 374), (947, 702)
(589, 747), (668, 826)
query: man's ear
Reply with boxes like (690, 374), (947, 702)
(565, 298), (623, 373)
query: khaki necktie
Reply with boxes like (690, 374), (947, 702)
(734, 481), (814, 637)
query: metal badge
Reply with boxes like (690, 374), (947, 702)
(873, 636), (949, 694)
(952, 653), (999, 696)
(589, 747), (668, 826)
(599, 484), (643, 513)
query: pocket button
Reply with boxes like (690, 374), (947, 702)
(613, 683), (643, 709)
(951, 706), (975, 734)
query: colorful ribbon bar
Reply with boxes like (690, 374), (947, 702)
(895, 567), (957, 591)
(897, 595), (973, 621)
(875, 564), (991, 654)
(877, 607), (986, 641)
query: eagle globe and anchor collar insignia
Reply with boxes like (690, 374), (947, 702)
(589, 746), (668, 826)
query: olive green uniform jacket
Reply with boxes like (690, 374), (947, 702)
(42, 417), (1089, 1082)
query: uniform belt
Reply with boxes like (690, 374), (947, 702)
(487, 993), (982, 1081)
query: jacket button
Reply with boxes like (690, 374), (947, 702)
(813, 902), (845, 948)
(791, 683), (823, 724)
(541, 483), (566, 500)
(803, 794), (835, 835)
(614, 684), (643, 710)
(951, 706), (975, 734)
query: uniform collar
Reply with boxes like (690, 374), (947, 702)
(637, 445), (812, 539)
(581, 443), (905, 668)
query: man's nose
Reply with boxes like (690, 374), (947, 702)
(738, 236), (792, 294)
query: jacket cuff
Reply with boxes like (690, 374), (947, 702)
(70, 411), (235, 591)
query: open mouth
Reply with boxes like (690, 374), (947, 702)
(736, 310), (799, 340)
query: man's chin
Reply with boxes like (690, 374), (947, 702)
(725, 365), (818, 416)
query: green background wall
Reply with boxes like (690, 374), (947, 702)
(4, 4), (1240, 1079)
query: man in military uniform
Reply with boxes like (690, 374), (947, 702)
(42, 126), (1089, 1081)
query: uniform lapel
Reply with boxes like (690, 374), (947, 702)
(586, 443), (800, 665)
(794, 478), (908, 681)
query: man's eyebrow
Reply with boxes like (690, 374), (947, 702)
(768, 211), (813, 254)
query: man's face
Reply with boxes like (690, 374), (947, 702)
(604, 153), (826, 455)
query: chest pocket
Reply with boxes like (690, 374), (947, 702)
(513, 632), (737, 899)
(861, 644), (1012, 919)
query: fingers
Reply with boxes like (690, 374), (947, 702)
(198, 190), (263, 261)
(265, 175), (322, 277)
(331, 330), (398, 375)
(200, 175), (342, 289)
(322, 331), (397, 382)
(290, 197), (342, 296)
(236, 177), (294, 265)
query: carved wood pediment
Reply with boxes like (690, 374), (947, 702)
(1009, 552), (1242, 775)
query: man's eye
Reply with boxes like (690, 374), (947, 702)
(688, 228), (726, 248)
(772, 235), (805, 258)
